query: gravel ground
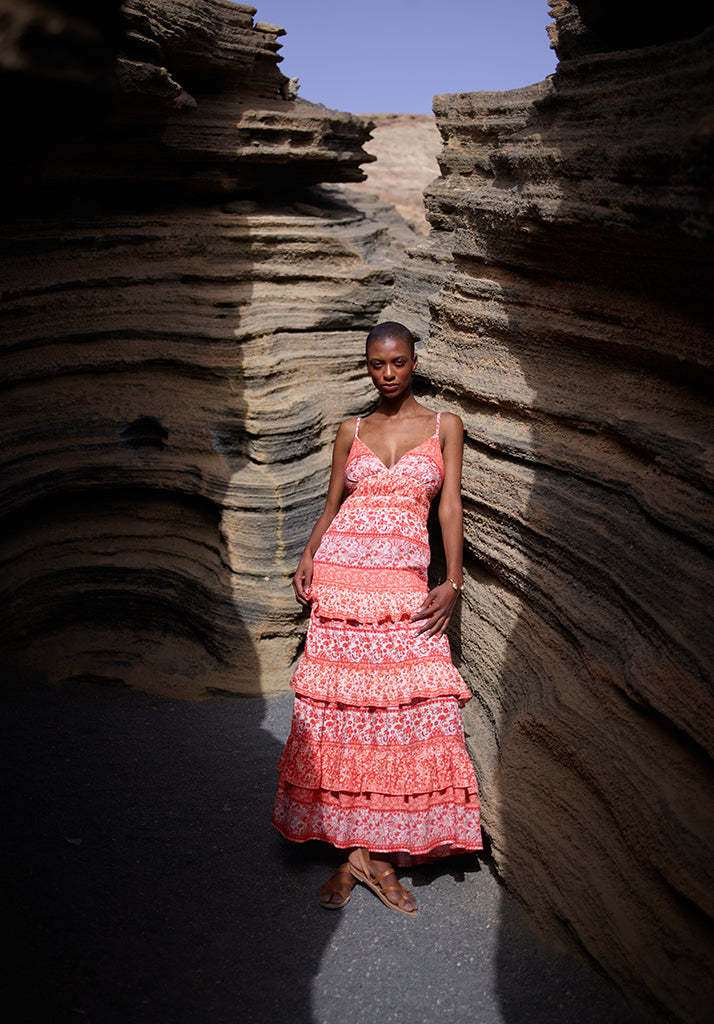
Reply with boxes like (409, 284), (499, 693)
(2, 679), (646, 1024)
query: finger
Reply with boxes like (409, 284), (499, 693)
(294, 569), (311, 590)
(437, 614), (453, 635)
(410, 598), (437, 622)
(416, 616), (444, 636)
(420, 612), (452, 636)
(414, 603), (446, 623)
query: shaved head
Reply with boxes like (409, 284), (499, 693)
(365, 321), (415, 357)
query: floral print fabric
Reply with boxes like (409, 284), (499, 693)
(272, 416), (482, 862)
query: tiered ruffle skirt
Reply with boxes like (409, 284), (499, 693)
(272, 566), (483, 863)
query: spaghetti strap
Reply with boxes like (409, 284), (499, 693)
(355, 417), (361, 438)
(435, 411), (441, 437)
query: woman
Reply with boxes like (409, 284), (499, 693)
(272, 321), (482, 915)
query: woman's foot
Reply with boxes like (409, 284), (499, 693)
(348, 848), (418, 915)
(317, 862), (355, 909)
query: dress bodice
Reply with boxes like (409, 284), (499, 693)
(310, 414), (446, 618)
(344, 420), (444, 505)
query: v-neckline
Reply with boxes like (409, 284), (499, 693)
(354, 433), (438, 472)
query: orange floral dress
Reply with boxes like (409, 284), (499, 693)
(272, 414), (482, 863)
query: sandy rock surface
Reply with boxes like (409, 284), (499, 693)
(0, 0), (405, 696)
(346, 113), (442, 234)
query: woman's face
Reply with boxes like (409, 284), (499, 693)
(366, 335), (417, 399)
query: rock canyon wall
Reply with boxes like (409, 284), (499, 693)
(387, 2), (714, 1020)
(1, 2), (713, 1021)
(0, 0), (403, 695)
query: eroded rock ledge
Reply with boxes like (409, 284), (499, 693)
(1, 0), (373, 196)
(0, 0), (403, 695)
(389, 2), (714, 1020)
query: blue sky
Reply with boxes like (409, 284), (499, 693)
(251, 1), (557, 114)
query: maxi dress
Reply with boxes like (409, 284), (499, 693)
(272, 413), (482, 864)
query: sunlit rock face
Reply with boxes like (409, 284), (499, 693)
(0, 0), (404, 696)
(390, 2), (714, 1020)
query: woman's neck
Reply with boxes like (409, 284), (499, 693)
(377, 392), (420, 418)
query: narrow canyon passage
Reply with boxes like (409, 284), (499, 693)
(1, 3), (711, 1021)
(3, 678), (644, 1024)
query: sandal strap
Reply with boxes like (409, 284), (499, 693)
(318, 863), (357, 909)
(372, 870), (413, 907)
(326, 872), (353, 893)
(373, 868), (398, 885)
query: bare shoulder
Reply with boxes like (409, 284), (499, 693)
(439, 410), (464, 441)
(333, 416), (358, 452)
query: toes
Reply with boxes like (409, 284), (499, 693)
(391, 892), (417, 912)
(317, 887), (346, 907)
(318, 864), (354, 907)
(383, 874), (417, 913)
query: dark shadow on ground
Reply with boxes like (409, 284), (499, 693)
(2, 677), (340, 1024)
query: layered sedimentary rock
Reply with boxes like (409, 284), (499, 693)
(0, 0), (405, 696)
(345, 113), (442, 235)
(3, 0), (714, 1019)
(389, 2), (714, 1020)
(1, 0), (373, 195)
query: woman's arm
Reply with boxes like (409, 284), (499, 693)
(410, 412), (465, 635)
(292, 418), (355, 605)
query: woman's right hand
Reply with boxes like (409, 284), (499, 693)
(292, 551), (314, 606)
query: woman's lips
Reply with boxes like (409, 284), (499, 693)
(381, 382), (398, 391)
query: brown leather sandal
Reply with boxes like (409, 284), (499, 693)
(317, 863), (355, 909)
(348, 849), (418, 916)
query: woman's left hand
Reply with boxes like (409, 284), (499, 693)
(410, 582), (460, 637)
